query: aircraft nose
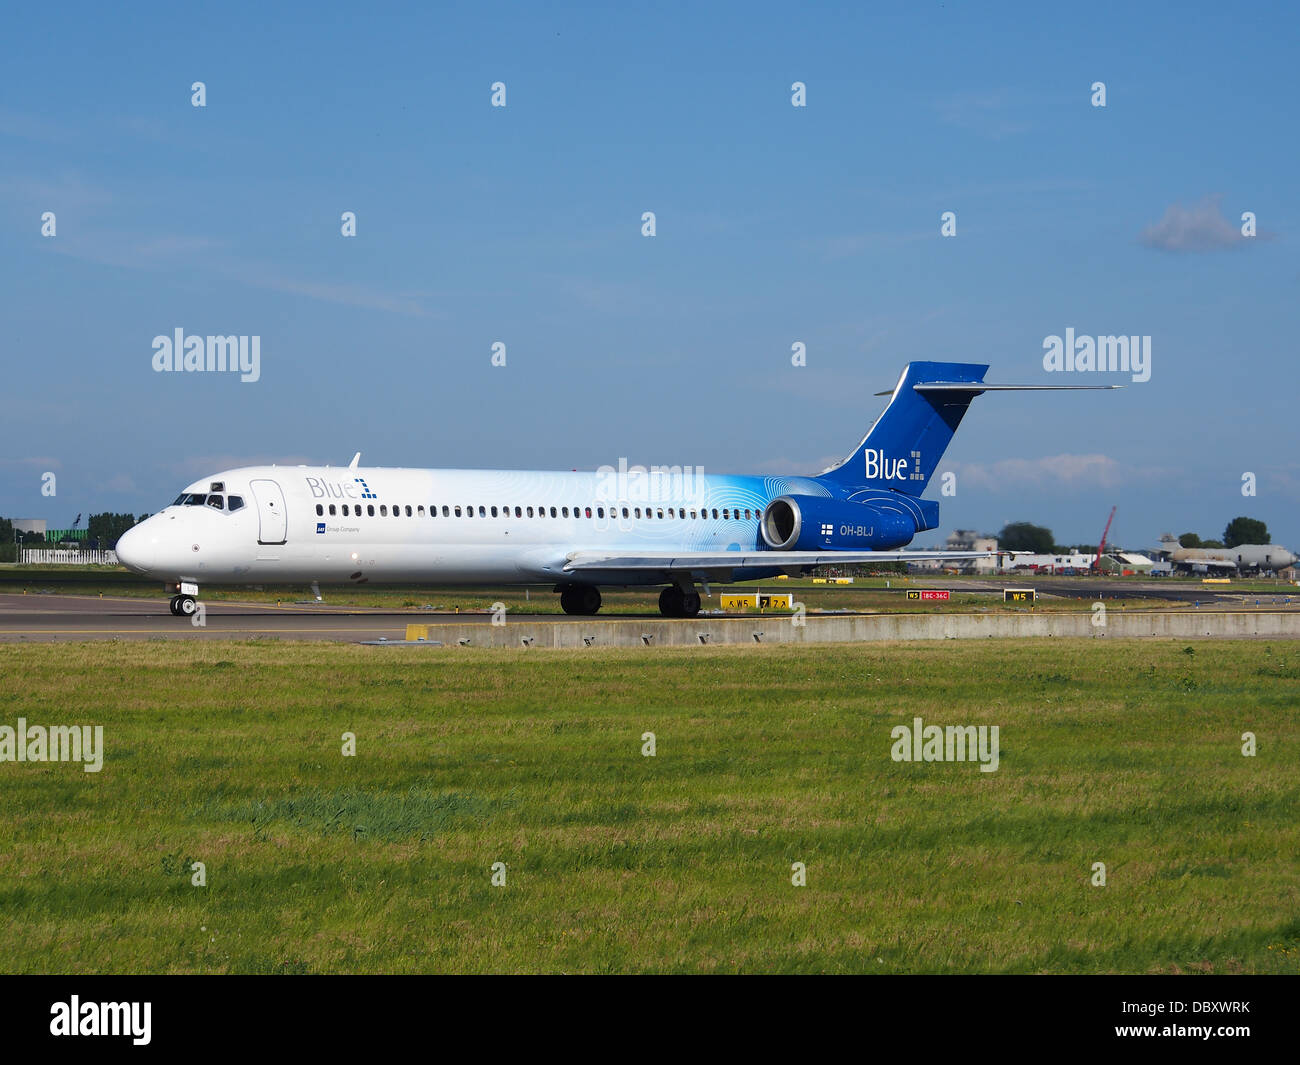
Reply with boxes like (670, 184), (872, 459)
(115, 522), (156, 574)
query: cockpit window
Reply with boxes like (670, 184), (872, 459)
(206, 495), (224, 509)
(182, 493), (208, 506)
(228, 496), (245, 512)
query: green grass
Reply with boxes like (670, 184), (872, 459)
(1, 639), (1298, 973)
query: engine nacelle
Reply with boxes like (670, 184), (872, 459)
(760, 495), (916, 551)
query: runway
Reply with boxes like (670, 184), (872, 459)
(2, 591), (1298, 644)
(0, 593), (506, 643)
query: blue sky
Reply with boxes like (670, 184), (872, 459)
(3, 1), (1297, 549)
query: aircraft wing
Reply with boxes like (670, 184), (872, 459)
(563, 549), (993, 580)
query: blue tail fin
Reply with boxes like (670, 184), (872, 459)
(818, 361), (989, 496)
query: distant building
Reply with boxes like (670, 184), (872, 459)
(945, 529), (999, 574)
(13, 518), (46, 535)
(1109, 552), (1155, 574)
(1003, 552), (1094, 574)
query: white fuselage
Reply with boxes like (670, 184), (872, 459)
(115, 464), (833, 588)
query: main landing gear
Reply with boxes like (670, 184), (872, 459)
(659, 585), (701, 618)
(558, 584), (603, 616)
(169, 594), (198, 617)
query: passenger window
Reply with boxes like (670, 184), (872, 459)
(341, 504), (349, 516)
(228, 496), (244, 512)
(367, 505), (375, 516)
(597, 507), (604, 518)
(635, 508), (641, 518)
(491, 506), (498, 517)
(550, 507), (557, 517)
(329, 504), (336, 516)
(405, 505), (412, 517)
(622, 507), (629, 518)
(668, 508), (674, 518)
(745, 509), (752, 520)
(479, 506), (486, 517)
(418, 505), (425, 515)
(442, 506), (449, 517)
(527, 506), (534, 517)
(515, 507), (522, 518)
(316, 504), (324, 516)
(585, 507), (592, 518)
(723, 509), (730, 519)
(657, 509), (664, 519)
(562, 507), (569, 518)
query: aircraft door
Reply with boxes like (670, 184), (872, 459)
(249, 479), (288, 544)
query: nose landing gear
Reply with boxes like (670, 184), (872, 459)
(169, 594), (198, 617)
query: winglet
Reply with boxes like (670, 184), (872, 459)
(348, 452), (361, 469)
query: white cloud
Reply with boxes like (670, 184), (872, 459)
(1139, 195), (1262, 252)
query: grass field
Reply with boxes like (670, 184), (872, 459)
(2, 638), (1298, 973)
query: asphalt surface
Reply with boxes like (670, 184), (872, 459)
(1, 586), (1296, 643)
(0, 593), (558, 643)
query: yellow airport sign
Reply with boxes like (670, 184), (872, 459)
(721, 593), (794, 611)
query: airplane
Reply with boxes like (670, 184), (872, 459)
(1167, 545), (1298, 574)
(115, 361), (1117, 618)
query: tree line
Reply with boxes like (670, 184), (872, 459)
(996, 516), (1271, 555)
(0, 513), (148, 560)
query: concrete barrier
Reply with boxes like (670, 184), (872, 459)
(399, 611), (1300, 649)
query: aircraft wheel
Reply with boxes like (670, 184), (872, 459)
(177, 595), (198, 617)
(560, 586), (601, 615)
(681, 591), (701, 617)
(168, 595), (182, 616)
(659, 586), (684, 617)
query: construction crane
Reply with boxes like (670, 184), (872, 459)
(1093, 506), (1117, 573)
